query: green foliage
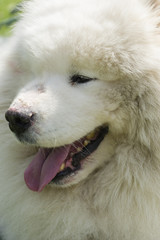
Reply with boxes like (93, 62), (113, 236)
(0, 0), (21, 35)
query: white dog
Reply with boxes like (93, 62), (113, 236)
(1, 0), (160, 239)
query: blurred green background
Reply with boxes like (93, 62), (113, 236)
(0, 0), (21, 35)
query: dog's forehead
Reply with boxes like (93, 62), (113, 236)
(13, 0), (157, 79)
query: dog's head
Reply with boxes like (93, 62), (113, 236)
(5, 0), (160, 191)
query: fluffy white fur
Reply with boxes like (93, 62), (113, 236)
(1, 0), (160, 239)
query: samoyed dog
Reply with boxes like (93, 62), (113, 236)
(1, 0), (160, 239)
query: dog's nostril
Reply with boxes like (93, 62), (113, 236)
(5, 110), (35, 135)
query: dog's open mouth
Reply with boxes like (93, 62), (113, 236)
(24, 125), (108, 192)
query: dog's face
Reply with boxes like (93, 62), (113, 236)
(5, 0), (159, 191)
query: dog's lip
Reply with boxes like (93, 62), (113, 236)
(52, 125), (109, 184)
(24, 125), (109, 192)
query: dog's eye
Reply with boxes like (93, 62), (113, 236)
(70, 75), (96, 85)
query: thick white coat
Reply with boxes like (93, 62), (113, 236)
(1, 0), (160, 239)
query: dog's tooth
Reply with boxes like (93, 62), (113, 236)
(60, 163), (65, 171)
(84, 140), (90, 146)
(86, 131), (95, 140)
(77, 147), (82, 152)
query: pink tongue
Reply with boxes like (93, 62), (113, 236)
(24, 145), (71, 192)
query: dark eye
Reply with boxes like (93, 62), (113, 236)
(70, 74), (96, 85)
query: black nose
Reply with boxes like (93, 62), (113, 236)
(5, 110), (34, 135)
